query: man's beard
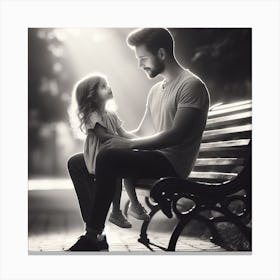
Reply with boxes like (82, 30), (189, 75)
(145, 60), (165, 78)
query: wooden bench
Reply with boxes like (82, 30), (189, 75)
(124, 99), (252, 251)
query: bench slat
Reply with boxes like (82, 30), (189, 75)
(199, 139), (250, 156)
(202, 124), (252, 141)
(209, 100), (251, 112)
(200, 139), (250, 150)
(188, 171), (237, 180)
(208, 103), (252, 118)
(195, 158), (244, 166)
(193, 165), (244, 173)
(206, 111), (252, 128)
(198, 148), (249, 158)
(188, 178), (233, 184)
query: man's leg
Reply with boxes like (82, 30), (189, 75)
(67, 153), (96, 226)
(67, 153), (109, 251)
(88, 148), (178, 233)
(111, 178), (122, 213)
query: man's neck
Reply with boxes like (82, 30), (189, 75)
(160, 59), (185, 83)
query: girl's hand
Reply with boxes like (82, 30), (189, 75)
(102, 137), (133, 150)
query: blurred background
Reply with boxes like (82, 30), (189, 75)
(28, 27), (252, 179)
(28, 28), (251, 251)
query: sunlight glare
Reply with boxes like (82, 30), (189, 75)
(105, 99), (118, 113)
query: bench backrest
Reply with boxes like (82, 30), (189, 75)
(188, 99), (252, 184)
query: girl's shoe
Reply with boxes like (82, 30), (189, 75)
(109, 210), (132, 228)
(128, 203), (150, 221)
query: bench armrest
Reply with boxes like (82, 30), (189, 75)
(150, 177), (196, 218)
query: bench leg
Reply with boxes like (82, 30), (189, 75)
(224, 211), (251, 244)
(138, 203), (161, 251)
(211, 209), (252, 250)
(197, 205), (251, 250)
(167, 213), (222, 251)
(124, 195), (164, 251)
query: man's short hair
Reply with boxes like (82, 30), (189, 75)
(127, 28), (174, 55)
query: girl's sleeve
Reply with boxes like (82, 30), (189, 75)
(86, 112), (106, 130)
(114, 113), (123, 129)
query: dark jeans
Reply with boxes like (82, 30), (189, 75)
(67, 149), (178, 232)
(67, 154), (96, 225)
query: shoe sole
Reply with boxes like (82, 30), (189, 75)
(127, 210), (150, 221)
(65, 249), (109, 252)
(65, 245), (109, 252)
(109, 218), (132, 228)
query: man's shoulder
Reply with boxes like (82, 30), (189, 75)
(177, 71), (209, 99)
(180, 69), (205, 87)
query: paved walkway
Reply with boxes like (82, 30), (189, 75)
(28, 180), (224, 253)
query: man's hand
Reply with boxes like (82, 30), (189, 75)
(102, 137), (133, 150)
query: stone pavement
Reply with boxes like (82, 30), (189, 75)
(28, 179), (224, 253)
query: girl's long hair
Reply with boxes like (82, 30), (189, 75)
(68, 73), (106, 137)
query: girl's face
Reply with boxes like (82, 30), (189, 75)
(97, 78), (113, 102)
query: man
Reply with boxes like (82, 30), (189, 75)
(67, 28), (210, 251)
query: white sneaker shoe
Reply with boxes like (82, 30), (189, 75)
(109, 210), (132, 228)
(128, 203), (150, 221)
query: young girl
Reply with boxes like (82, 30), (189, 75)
(70, 73), (149, 230)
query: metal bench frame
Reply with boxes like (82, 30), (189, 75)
(124, 100), (252, 251)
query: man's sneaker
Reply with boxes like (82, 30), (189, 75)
(109, 210), (132, 228)
(67, 235), (109, 251)
(128, 203), (150, 221)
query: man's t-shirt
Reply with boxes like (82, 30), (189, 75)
(147, 69), (210, 178)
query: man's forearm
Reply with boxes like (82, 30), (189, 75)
(129, 127), (151, 137)
(121, 130), (137, 139)
(117, 127), (138, 139)
(130, 129), (183, 150)
(101, 129), (185, 151)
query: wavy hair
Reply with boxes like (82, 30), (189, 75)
(68, 73), (106, 136)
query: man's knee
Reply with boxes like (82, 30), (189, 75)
(67, 153), (85, 172)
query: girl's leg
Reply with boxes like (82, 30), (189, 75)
(123, 178), (139, 206)
(109, 178), (132, 228)
(124, 178), (150, 220)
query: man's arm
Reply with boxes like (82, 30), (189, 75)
(116, 103), (154, 139)
(129, 104), (155, 137)
(103, 107), (205, 150)
(131, 107), (205, 149)
(117, 127), (136, 139)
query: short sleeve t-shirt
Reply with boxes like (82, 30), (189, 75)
(148, 69), (210, 178)
(83, 111), (122, 174)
